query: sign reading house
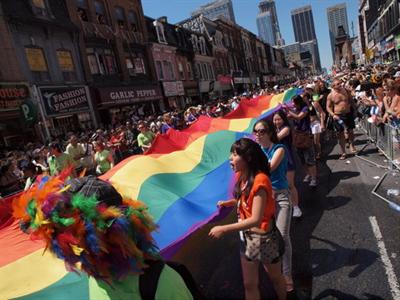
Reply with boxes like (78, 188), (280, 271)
(0, 83), (30, 111)
(39, 86), (90, 117)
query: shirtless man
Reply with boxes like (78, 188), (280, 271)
(327, 79), (357, 159)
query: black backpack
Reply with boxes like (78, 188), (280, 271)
(139, 260), (205, 300)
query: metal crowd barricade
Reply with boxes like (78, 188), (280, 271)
(357, 118), (400, 213)
(357, 117), (399, 170)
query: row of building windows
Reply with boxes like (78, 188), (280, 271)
(24, 46), (77, 82)
(195, 62), (214, 81)
(23, 44), (149, 82)
(76, 0), (140, 32)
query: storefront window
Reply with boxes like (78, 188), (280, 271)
(25, 47), (50, 82)
(125, 53), (146, 77)
(115, 6), (126, 29)
(187, 62), (193, 80)
(155, 60), (164, 80)
(153, 21), (167, 44)
(201, 63), (207, 80)
(94, 0), (107, 24)
(195, 63), (201, 79)
(31, 0), (49, 17)
(207, 64), (214, 80)
(86, 47), (118, 76)
(128, 10), (139, 32)
(178, 62), (184, 80)
(77, 0), (88, 22)
(56, 50), (76, 82)
(163, 61), (175, 80)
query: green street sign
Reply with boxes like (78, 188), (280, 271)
(20, 100), (37, 124)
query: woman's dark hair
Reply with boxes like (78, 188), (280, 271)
(273, 110), (291, 128)
(253, 119), (279, 144)
(230, 138), (270, 200)
(292, 95), (306, 109)
(48, 142), (63, 153)
(20, 161), (42, 175)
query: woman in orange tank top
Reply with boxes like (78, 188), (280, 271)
(209, 138), (286, 300)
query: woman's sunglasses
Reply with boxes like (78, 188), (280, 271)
(253, 129), (267, 135)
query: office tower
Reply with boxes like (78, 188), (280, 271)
(291, 5), (316, 43)
(257, 0), (282, 46)
(291, 5), (321, 71)
(327, 3), (349, 61)
(257, 11), (275, 45)
(191, 0), (236, 23)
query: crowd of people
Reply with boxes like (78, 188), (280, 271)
(2, 63), (400, 299)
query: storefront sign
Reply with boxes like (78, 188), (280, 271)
(39, 86), (90, 117)
(20, 100), (37, 123)
(385, 41), (395, 52)
(162, 81), (184, 97)
(217, 75), (232, 85)
(234, 77), (251, 84)
(183, 81), (199, 97)
(199, 81), (211, 93)
(0, 83), (30, 111)
(98, 85), (162, 106)
(395, 35), (400, 50)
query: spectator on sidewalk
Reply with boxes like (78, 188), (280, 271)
(48, 142), (75, 176)
(93, 141), (114, 176)
(137, 122), (156, 153)
(65, 135), (85, 172)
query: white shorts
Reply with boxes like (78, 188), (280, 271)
(311, 121), (322, 134)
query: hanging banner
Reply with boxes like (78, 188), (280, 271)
(39, 86), (90, 117)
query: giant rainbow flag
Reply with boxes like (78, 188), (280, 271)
(0, 89), (297, 299)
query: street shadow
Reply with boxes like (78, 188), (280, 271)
(290, 137), (367, 299)
(314, 289), (385, 300)
(310, 236), (378, 278)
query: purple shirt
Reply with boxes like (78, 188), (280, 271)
(294, 106), (311, 132)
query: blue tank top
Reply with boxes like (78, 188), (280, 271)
(262, 144), (289, 190)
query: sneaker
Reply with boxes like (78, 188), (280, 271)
(293, 206), (302, 218)
(303, 174), (311, 183)
(309, 178), (318, 187)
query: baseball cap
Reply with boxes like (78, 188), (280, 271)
(394, 71), (400, 78)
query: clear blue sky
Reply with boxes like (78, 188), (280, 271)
(142, 0), (359, 70)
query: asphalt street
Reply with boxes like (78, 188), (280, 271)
(171, 130), (400, 300)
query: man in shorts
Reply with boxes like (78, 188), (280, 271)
(327, 79), (357, 159)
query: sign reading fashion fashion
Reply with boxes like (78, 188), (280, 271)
(39, 86), (90, 117)
(0, 83), (30, 111)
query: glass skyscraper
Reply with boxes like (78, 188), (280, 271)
(257, 11), (275, 45)
(291, 5), (321, 71)
(327, 3), (349, 61)
(191, 0), (236, 23)
(257, 0), (282, 46)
